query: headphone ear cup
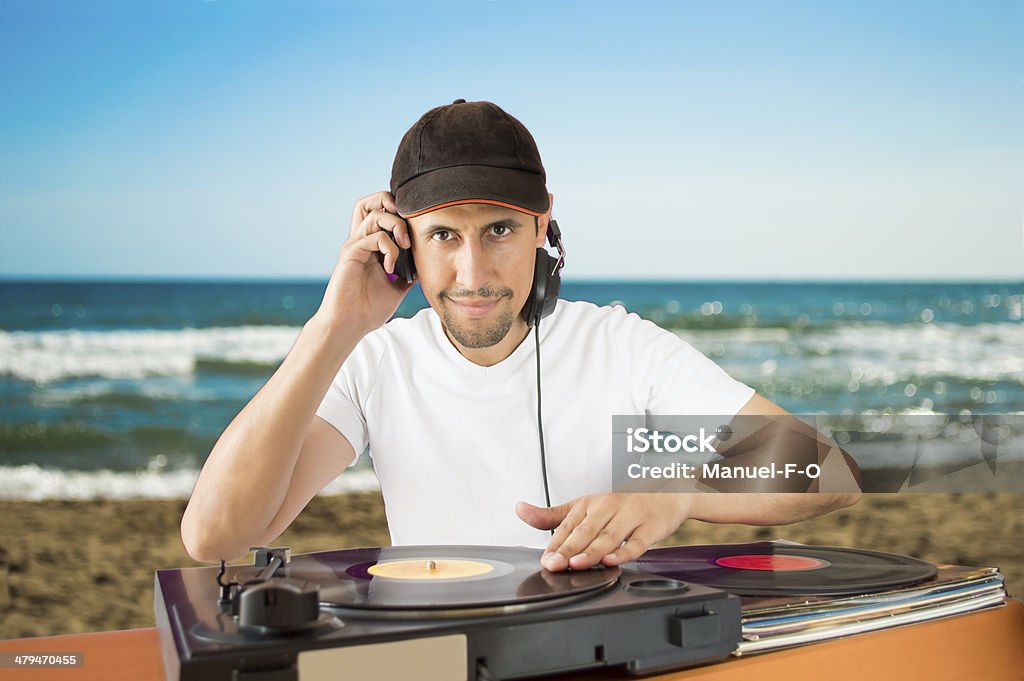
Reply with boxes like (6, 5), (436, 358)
(522, 248), (561, 328)
(541, 252), (561, 318)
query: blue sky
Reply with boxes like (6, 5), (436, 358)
(1, 0), (1021, 280)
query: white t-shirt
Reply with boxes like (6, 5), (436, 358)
(316, 300), (754, 548)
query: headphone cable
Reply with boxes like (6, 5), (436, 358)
(534, 321), (553, 532)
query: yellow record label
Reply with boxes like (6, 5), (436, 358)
(367, 559), (494, 580)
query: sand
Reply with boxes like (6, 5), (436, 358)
(1, 492), (1021, 639)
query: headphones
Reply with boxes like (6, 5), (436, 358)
(388, 218), (566, 328)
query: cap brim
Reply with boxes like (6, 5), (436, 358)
(395, 165), (549, 218)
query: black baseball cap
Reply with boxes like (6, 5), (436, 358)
(390, 99), (550, 219)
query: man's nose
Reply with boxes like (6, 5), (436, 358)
(454, 240), (491, 291)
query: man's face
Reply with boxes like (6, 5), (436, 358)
(407, 204), (547, 351)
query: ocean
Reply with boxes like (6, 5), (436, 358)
(1, 280), (1021, 499)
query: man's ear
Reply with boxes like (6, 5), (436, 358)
(535, 192), (554, 247)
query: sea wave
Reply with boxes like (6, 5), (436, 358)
(0, 464), (381, 500)
(681, 321), (1024, 385)
(28, 383), (189, 409)
(0, 325), (299, 383)
(1, 319), (1021, 392)
(0, 421), (206, 454)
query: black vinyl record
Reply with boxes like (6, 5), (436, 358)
(292, 545), (620, 612)
(634, 542), (937, 596)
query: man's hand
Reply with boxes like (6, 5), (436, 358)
(316, 191), (415, 334)
(515, 494), (694, 572)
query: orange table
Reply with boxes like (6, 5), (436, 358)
(2, 600), (1022, 681)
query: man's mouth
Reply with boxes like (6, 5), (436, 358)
(447, 297), (503, 317)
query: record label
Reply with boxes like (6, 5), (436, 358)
(366, 559), (495, 580)
(714, 555), (828, 571)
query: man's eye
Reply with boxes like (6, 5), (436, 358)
(431, 230), (451, 241)
(491, 225), (509, 236)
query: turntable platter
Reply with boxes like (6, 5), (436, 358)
(290, 545), (621, 614)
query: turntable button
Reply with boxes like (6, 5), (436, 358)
(668, 611), (722, 649)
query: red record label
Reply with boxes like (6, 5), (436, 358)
(714, 554), (828, 571)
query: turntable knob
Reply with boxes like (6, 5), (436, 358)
(237, 578), (320, 631)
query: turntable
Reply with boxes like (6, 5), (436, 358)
(154, 545), (743, 681)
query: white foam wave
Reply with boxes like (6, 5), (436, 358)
(0, 326), (301, 383)
(28, 380), (213, 407)
(682, 321), (1024, 385)
(2, 320), (1020, 387)
(0, 464), (380, 500)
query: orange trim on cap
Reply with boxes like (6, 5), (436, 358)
(399, 198), (546, 219)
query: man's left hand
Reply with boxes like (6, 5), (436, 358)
(515, 493), (694, 572)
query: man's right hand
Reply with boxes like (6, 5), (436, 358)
(316, 191), (415, 334)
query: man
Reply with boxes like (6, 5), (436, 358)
(181, 100), (860, 571)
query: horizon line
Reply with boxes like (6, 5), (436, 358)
(1, 274), (1022, 286)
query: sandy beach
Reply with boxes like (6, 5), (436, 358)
(1, 492), (1020, 640)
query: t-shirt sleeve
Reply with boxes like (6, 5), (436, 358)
(314, 331), (388, 468)
(610, 306), (755, 417)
